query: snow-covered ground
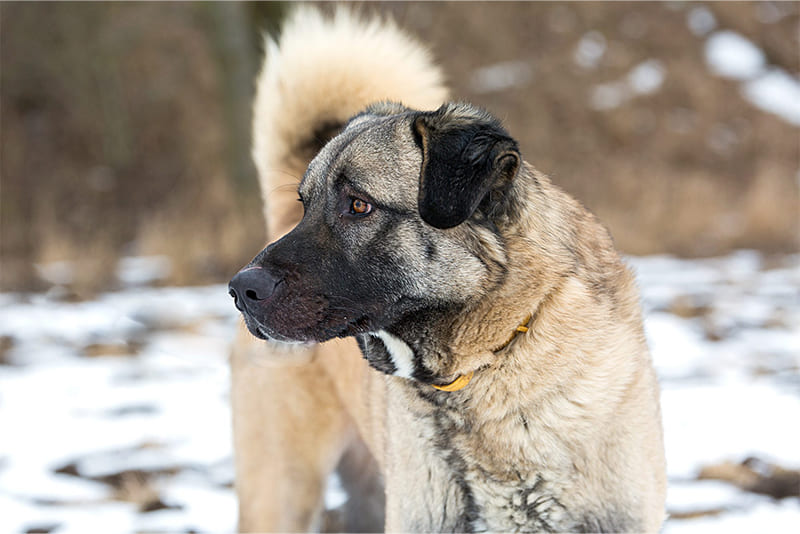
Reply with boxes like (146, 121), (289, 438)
(1, 250), (798, 533)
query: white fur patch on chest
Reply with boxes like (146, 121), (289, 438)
(372, 330), (415, 379)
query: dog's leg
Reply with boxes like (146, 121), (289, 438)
(230, 325), (354, 532)
(334, 436), (385, 532)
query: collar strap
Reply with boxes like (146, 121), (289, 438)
(432, 370), (474, 392)
(432, 313), (532, 392)
(495, 313), (533, 352)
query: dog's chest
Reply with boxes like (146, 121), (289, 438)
(467, 474), (571, 532)
(422, 397), (578, 532)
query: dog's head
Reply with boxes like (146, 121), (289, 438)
(230, 102), (523, 381)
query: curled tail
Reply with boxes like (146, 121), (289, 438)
(251, 6), (449, 239)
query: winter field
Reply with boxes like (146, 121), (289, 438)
(2, 6), (799, 532)
(0, 250), (798, 533)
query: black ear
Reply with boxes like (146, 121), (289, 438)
(413, 104), (520, 229)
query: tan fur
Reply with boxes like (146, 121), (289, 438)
(231, 6), (666, 532)
(251, 7), (447, 239)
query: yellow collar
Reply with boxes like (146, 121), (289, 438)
(495, 313), (533, 352)
(432, 314), (532, 392)
(432, 370), (474, 392)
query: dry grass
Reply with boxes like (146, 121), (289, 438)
(1, 2), (797, 293)
(383, 1), (799, 256)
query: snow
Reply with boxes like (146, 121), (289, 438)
(743, 69), (800, 127)
(590, 81), (629, 110)
(574, 31), (607, 69)
(702, 28), (800, 126)
(701, 27), (800, 127)
(469, 60), (533, 94)
(645, 312), (708, 380)
(628, 59), (667, 95)
(687, 6), (717, 36)
(590, 59), (667, 110)
(610, 19), (800, 128)
(34, 255), (173, 288)
(705, 31), (766, 81)
(0, 284), (238, 533)
(1, 251), (798, 532)
(116, 256), (173, 287)
(663, 499), (800, 534)
(34, 260), (77, 286)
(667, 479), (749, 514)
(661, 382), (800, 479)
(756, 2), (795, 25)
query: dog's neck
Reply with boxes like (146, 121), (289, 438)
(357, 166), (581, 388)
(357, 285), (549, 389)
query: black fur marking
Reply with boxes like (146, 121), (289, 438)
(410, 363), (437, 384)
(524, 493), (568, 532)
(356, 334), (397, 375)
(297, 119), (344, 160)
(423, 238), (437, 261)
(368, 218), (402, 254)
(576, 509), (639, 533)
(413, 104), (520, 230)
(412, 387), (591, 532)
(405, 382), (482, 530)
(431, 409), (481, 532)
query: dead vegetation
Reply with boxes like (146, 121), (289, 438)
(699, 457), (800, 500)
(54, 457), (183, 513)
(666, 456), (800, 521)
(1, 2), (797, 294)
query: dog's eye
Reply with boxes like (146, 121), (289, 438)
(349, 198), (372, 216)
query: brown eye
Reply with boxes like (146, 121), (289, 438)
(350, 198), (372, 215)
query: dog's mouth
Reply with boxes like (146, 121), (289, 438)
(237, 305), (306, 343)
(232, 286), (377, 344)
(237, 309), (313, 344)
(255, 323), (308, 346)
(236, 308), (272, 341)
(244, 311), (374, 344)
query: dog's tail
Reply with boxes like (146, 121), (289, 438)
(252, 6), (449, 239)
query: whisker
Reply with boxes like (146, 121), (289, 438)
(259, 167), (304, 181)
(264, 183), (301, 197)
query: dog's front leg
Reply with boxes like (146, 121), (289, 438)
(230, 325), (354, 532)
(383, 387), (476, 533)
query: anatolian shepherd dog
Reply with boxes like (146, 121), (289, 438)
(228, 7), (666, 533)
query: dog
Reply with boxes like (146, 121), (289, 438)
(228, 7), (666, 533)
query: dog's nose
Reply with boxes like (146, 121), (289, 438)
(228, 267), (279, 312)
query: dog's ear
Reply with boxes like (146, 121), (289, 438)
(413, 104), (520, 229)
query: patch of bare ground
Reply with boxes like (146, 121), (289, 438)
(0, 335), (14, 365)
(54, 453), (183, 513)
(699, 457), (800, 500)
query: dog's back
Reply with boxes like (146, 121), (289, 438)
(252, 7), (448, 240)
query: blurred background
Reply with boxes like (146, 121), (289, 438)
(2, 1), (797, 294)
(1, 2), (798, 533)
